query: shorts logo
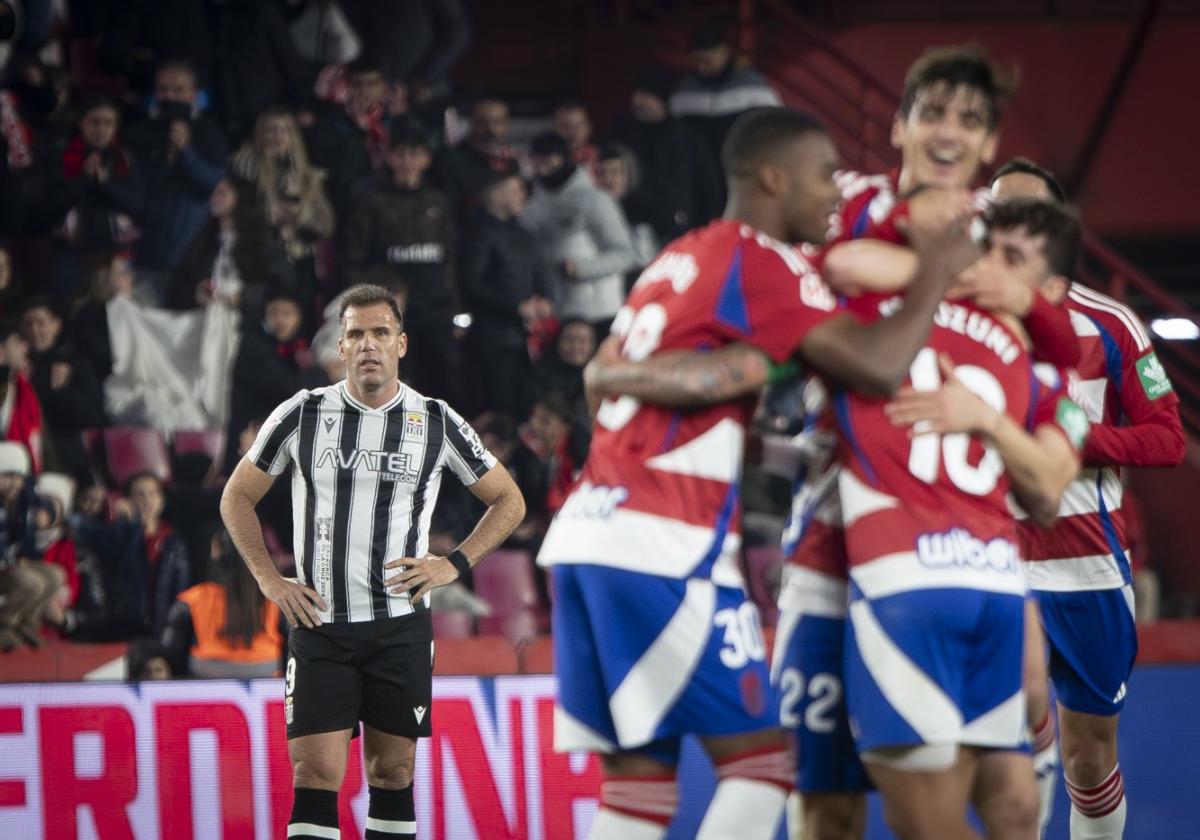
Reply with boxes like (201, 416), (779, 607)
(413, 705), (428, 725)
(405, 411), (425, 441)
(284, 696), (294, 725)
(1136, 352), (1173, 400)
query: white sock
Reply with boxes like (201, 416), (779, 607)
(588, 807), (668, 840)
(696, 777), (788, 840)
(1066, 765), (1127, 840)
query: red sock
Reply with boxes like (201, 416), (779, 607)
(1066, 765), (1125, 818)
(599, 773), (678, 828)
(1032, 712), (1057, 754)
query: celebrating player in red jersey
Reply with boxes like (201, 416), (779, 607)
(542, 107), (977, 840)
(990, 161), (1185, 840)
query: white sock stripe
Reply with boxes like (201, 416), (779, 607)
(365, 816), (417, 834)
(718, 754), (791, 774)
(1065, 766), (1121, 796)
(1072, 790), (1125, 817)
(288, 823), (341, 839)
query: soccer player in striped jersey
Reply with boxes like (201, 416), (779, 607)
(991, 162), (1185, 840)
(220, 284), (526, 840)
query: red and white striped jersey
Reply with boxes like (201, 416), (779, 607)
(1018, 283), (1179, 591)
(538, 220), (840, 582)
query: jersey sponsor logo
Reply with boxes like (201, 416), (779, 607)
(315, 447), (419, 482)
(557, 481), (629, 520)
(1055, 398), (1090, 451)
(633, 250), (699, 294)
(916, 528), (1019, 573)
(405, 411), (426, 441)
(1136, 352), (1173, 399)
(933, 303), (1021, 364)
(387, 242), (445, 264)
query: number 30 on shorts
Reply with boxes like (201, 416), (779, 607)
(779, 668), (842, 733)
(715, 602), (767, 669)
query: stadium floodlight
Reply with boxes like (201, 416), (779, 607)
(1150, 317), (1200, 341)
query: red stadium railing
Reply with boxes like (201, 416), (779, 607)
(618, 0), (1200, 434)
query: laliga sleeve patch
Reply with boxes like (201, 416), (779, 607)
(1055, 398), (1090, 451)
(1136, 352), (1173, 400)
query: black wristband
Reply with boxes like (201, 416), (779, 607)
(448, 549), (471, 577)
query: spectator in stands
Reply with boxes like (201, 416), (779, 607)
(595, 141), (672, 266)
(461, 170), (549, 419)
(124, 60), (228, 292)
(0, 51), (58, 236)
(19, 298), (106, 481)
(0, 322), (41, 473)
(552, 100), (599, 175)
(536, 319), (596, 429)
(171, 177), (292, 314)
(344, 125), (461, 402)
(162, 525), (285, 678)
(0, 443), (60, 650)
(519, 392), (587, 522)
(437, 96), (518, 212)
(230, 109), (334, 310)
(68, 251), (134, 382)
(669, 20), (782, 161)
(72, 472), (190, 638)
(34, 472), (80, 627)
(522, 131), (638, 334)
(342, 0), (471, 101)
(125, 637), (174, 680)
(307, 57), (397, 216)
(611, 67), (724, 243)
(47, 96), (145, 299)
(0, 245), (21, 320)
(226, 290), (328, 475)
(207, 0), (311, 143)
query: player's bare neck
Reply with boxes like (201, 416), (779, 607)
(723, 198), (787, 243)
(346, 377), (400, 409)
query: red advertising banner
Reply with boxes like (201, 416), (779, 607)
(0, 676), (603, 839)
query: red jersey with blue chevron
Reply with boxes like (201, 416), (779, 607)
(538, 220), (839, 582)
(1017, 283), (1179, 591)
(835, 294), (1087, 594)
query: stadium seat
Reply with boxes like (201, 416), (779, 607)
(479, 609), (539, 648)
(471, 549), (538, 617)
(432, 610), (475, 640)
(103, 427), (172, 488)
(433, 635), (519, 676)
(743, 545), (783, 627)
(173, 429), (226, 468)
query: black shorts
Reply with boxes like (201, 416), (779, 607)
(284, 612), (433, 740)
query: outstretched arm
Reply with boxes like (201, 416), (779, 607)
(584, 335), (771, 412)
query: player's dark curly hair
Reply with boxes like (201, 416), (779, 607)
(985, 198), (1082, 280)
(899, 43), (1018, 130)
(338, 283), (405, 332)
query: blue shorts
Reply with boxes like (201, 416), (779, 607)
(551, 564), (777, 765)
(844, 584), (1027, 754)
(1033, 585), (1137, 716)
(772, 609), (869, 793)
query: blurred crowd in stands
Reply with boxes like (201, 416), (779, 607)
(0, 0), (791, 676)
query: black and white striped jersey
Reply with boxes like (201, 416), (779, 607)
(247, 381), (497, 623)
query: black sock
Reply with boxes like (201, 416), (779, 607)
(288, 787), (339, 839)
(365, 784), (416, 839)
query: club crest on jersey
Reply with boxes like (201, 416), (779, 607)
(1136, 352), (1173, 400)
(316, 447), (419, 482)
(1055, 398), (1090, 451)
(405, 411), (426, 441)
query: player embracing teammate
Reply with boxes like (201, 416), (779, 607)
(569, 43), (1181, 840)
